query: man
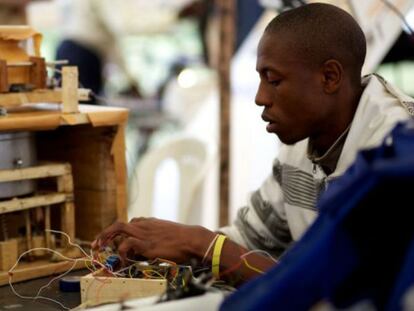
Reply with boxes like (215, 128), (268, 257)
(92, 3), (413, 285)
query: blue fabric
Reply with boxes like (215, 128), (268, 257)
(220, 121), (414, 311)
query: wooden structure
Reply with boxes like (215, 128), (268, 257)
(0, 26), (45, 93)
(0, 26), (89, 114)
(0, 104), (128, 285)
(217, 0), (236, 226)
(0, 25), (128, 287)
(0, 162), (77, 284)
(81, 269), (166, 306)
(0, 163), (75, 242)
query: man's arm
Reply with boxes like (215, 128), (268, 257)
(92, 161), (291, 285)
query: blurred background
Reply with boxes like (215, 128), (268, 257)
(6, 0), (414, 230)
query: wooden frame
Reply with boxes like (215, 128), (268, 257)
(81, 269), (166, 306)
(0, 162), (77, 285)
(0, 104), (128, 286)
(0, 162), (75, 245)
(0, 66), (86, 114)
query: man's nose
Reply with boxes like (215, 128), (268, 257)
(255, 83), (271, 107)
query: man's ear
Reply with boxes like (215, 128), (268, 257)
(321, 59), (343, 94)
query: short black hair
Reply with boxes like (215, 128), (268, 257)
(265, 3), (366, 81)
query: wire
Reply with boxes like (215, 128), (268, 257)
(8, 247), (94, 310)
(35, 260), (78, 298)
(240, 249), (278, 263)
(45, 229), (91, 259)
(202, 234), (219, 263)
(242, 258), (265, 275)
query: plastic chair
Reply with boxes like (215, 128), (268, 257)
(128, 137), (209, 224)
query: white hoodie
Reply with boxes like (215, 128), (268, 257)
(221, 74), (414, 256)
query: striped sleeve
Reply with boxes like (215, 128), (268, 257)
(220, 161), (293, 258)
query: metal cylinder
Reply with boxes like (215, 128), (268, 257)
(0, 132), (37, 199)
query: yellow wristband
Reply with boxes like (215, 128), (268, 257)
(212, 234), (226, 279)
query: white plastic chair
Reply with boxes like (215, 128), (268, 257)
(128, 137), (209, 224)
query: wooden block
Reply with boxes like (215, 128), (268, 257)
(0, 239), (18, 271)
(24, 211), (33, 260)
(81, 270), (166, 305)
(57, 172), (74, 193)
(0, 89), (88, 108)
(57, 172), (75, 247)
(0, 192), (71, 214)
(29, 57), (47, 89)
(0, 163), (71, 183)
(60, 201), (75, 248)
(44, 205), (51, 249)
(16, 235), (56, 258)
(0, 59), (8, 93)
(31, 235), (46, 257)
(62, 66), (79, 114)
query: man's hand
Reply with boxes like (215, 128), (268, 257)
(92, 217), (277, 286)
(91, 217), (216, 264)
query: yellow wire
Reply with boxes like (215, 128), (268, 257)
(142, 269), (165, 279)
(243, 258), (264, 274)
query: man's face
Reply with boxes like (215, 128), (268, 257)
(255, 33), (331, 145)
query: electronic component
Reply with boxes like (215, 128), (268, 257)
(59, 276), (81, 292)
(104, 255), (120, 271)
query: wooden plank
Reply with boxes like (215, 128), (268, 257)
(57, 173), (76, 247)
(44, 205), (51, 249)
(60, 202), (75, 248)
(0, 163), (70, 183)
(0, 59), (8, 93)
(0, 193), (72, 214)
(37, 126), (122, 241)
(0, 239), (18, 271)
(81, 270), (166, 305)
(57, 173), (74, 193)
(31, 235), (46, 257)
(112, 124), (128, 222)
(1, 259), (86, 286)
(218, 0), (236, 227)
(24, 211), (32, 260)
(29, 57), (47, 89)
(62, 66), (79, 114)
(0, 89), (89, 108)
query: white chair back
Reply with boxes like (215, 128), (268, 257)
(128, 137), (209, 223)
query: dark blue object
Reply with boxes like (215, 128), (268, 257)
(104, 255), (120, 271)
(221, 121), (414, 311)
(59, 276), (81, 292)
(56, 39), (103, 98)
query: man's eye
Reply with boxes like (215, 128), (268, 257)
(268, 80), (281, 86)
